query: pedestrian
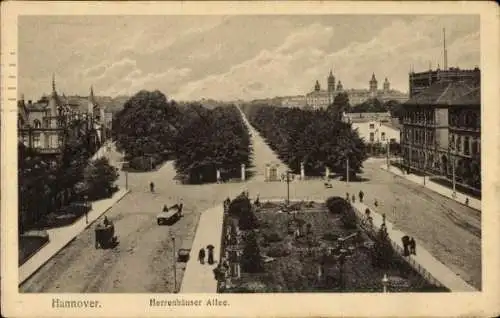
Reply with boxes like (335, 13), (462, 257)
(465, 197), (469, 206)
(409, 237), (416, 255)
(374, 199), (379, 208)
(359, 190), (364, 203)
(346, 192), (350, 202)
(163, 205), (169, 212)
(150, 181), (155, 193)
(351, 195), (356, 203)
(207, 245), (215, 265)
(402, 235), (410, 256)
(382, 213), (386, 225)
(198, 248), (206, 264)
(365, 208), (370, 218)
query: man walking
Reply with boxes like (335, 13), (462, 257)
(359, 190), (364, 203)
(150, 182), (155, 193)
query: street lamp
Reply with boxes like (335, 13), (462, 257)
(171, 235), (177, 293)
(285, 169), (292, 205)
(84, 195), (89, 224)
(382, 273), (389, 293)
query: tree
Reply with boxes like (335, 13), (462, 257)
(241, 231), (264, 273)
(83, 157), (119, 200)
(327, 92), (350, 120)
(113, 90), (182, 163)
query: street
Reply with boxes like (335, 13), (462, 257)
(20, 113), (481, 292)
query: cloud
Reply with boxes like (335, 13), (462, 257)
(19, 15), (480, 101)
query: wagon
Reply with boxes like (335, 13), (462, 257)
(157, 204), (183, 225)
(95, 223), (117, 249)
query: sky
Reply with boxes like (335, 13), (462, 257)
(19, 15), (480, 101)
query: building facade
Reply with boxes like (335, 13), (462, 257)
(352, 121), (400, 145)
(400, 78), (481, 192)
(305, 71), (408, 109)
(409, 67), (480, 98)
(18, 76), (110, 157)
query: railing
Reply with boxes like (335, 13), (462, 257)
(35, 147), (62, 154)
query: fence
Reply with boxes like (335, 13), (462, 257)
(350, 204), (445, 289)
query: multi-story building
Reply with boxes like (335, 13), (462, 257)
(305, 71), (408, 109)
(400, 78), (481, 191)
(352, 120), (400, 145)
(408, 67), (480, 98)
(18, 76), (110, 157)
(281, 95), (307, 108)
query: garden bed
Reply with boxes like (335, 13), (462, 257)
(221, 203), (448, 293)
(19, 231), (50, 266)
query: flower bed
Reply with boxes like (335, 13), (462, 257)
(220, 202), (448, 293)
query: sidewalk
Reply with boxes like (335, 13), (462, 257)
(351, 201), (477, 292)
(19, 188), (130, 285)
(179, 204), (225, 293)
(381, 164), (481, 211)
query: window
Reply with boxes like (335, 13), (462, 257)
(369, 123), (375, 129)
(33, 134), (41, 148)
(456, 136), (462, 152)
(381, 132), (386, 141)
(58, 135), (64, 147)
(33, 119), (41, 128)
(370, 132), (375, 142)
(464, 136), (470, 155)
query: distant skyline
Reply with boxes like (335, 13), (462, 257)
(19, 15), (479, 101)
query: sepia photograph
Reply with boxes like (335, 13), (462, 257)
(2, 1), (499, 317)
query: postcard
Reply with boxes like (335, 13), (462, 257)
(1, 1), (499, 317)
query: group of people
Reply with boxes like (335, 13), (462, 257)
(345, 190), (366, 204)
(401, 235), (417, 256)
(198, 245), (215, 265)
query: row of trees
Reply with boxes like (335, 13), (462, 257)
(113, 90), (252, 183)
(242, 102), (368, 177)
(348, 98), (403, 115)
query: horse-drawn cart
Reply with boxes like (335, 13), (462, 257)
(95, 223), (117, 249)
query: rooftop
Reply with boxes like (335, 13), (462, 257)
(405, 80), (479, 106)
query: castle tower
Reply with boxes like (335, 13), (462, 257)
(327, 70), (335, 92)
(314, 80), (321, 92)
(336, 80), (343, 92)
(369, 73), (378, 98)
(383, 77), (390, 92)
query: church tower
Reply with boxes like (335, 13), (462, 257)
(314, 80), (321, 92)
(369, 73), (378, 98)
(88, 85), (96, 116)
(327, 70), (335, 92)
(383, 77), (390, 93)
(336, 80), (343, 92)
(48, 73), (59, 117)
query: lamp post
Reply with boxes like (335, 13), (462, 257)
(285, 170), (291, 205)
(171, 235), (177, 293)
(84, 195), (89, 224)
(382, 273), (389, 293)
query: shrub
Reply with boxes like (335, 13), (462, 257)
(326, 196), (349, 214)
(228, 194), (252, 218)
(83, 157), (119, 200)
(267, 243), (292, 258)
(241, 231), (264, 273)
(262, 230), (283, 243)
(341, 206), (358, 229)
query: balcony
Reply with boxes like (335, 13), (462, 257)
(34, 147), (62, 155)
